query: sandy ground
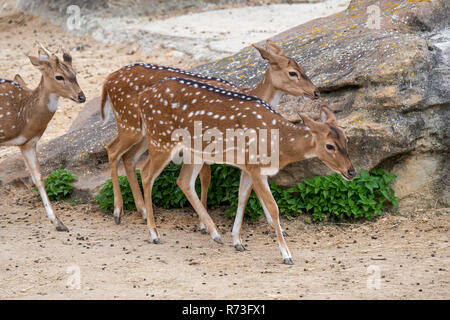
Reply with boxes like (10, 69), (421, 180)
(0, 187), (448, 299)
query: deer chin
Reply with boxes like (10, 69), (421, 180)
(70, 97), (84, 104)
(302, 93), (316, 101)
(340, 172), (354, 181)
(326, 164), (354, 181)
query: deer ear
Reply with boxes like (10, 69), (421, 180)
(253, 44), (288, 69)
(28, 55), (41, 67)
(266, 40), (286, 56)
(27, 54), (51, 70)
(320, 106), (337, 125)
(299, 113), (324, 133)
(62, 48), (72, 65)
(13, 74), (27, 87)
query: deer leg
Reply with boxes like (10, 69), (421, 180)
(178, 163), (222, 244)
(250, 172), (293, 265)
(105, 133), (140, 224)
(122, 137), (147, 220)
(19, 141), (68, 232)
(232, 170), (253, 251)
(140, 152), (171, 244)
(198, 164), (211, 234)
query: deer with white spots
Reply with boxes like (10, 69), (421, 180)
(0, 43), (86, 232)
(100, 40), (319, 226)
(138, 77), (355, 264)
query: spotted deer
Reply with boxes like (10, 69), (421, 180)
(100, 40), (319, 225)
(0, 44), (86, 232)
(138, 77), (355, 264)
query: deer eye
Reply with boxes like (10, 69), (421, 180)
(55, 75), (64, 81)
(326, 144), (335, 151)
(288, 71), (298, 78)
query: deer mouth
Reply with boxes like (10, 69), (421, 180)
(341, 173), (354, 181)
(70, 95), (86, 103)
(303, 92), (316, 101)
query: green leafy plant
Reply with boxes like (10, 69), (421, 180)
(35, 169), (78, 201)
(96, 164), (398, 222)
(95, 171), (143, 212)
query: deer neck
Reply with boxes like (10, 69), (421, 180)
(246, 69), (282, 107)
(278, 125), (316, 169)
(22, 77), (59, 135)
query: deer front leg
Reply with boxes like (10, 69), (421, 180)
(198, 164), (211, 234)
(178, 163), (222, 244)
(19, 140), (68, 232)
(122, 138), (148, 220)
(250, 171), (293, 265)
(232, 171), (253, 251)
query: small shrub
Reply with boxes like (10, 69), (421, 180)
(96, 164), (398, 222)
(95, 174), (141, 212)
(35, 169), (78, 201)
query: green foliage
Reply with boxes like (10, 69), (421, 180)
(95, 173), (141, 211)
(95, 163), (398, 222)
(280, 168), (398, 222)
(152, 163), (189, 209)
(36, 169), (78, 201)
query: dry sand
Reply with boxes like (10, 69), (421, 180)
(0, 187), (448, 299)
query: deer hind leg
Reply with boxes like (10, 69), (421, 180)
(232, 170), (253, 251)
(198, 164), (211, 234)
(121, 137), (147, 219)
(105, 133), (141, 224)
(177, 163), (222, 244)
(19, 140), (68, 232)
(140, 152), (172, 244)
(250, 172), (293, 265)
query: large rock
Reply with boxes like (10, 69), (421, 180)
(2, 0), (449, 206)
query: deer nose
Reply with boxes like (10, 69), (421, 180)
(314, 90), (320, 99)
(347, 167), (356, 179)
(78, 93), (86, 103)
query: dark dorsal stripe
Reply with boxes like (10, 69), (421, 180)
(160, 76), (281, 116)
(0, 78), (23, 90)
(124, 63), (238, 89)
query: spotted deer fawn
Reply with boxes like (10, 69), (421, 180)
(100, 40), (319, 226)
(138, 77), (355, 264)
(0, 43), (86, 232)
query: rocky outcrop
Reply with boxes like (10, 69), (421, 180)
(192, 0), (450, 206)
(2, 0), (449, 206)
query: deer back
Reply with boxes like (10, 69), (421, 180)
(104, 63), (238, 130)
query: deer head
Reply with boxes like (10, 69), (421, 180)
(253, 40), (319, 100)
(300, 106), (356, 180)
(27, 43), (86, 103)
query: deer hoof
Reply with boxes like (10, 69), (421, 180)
(113, 208), (122, 225)
(213, 236), (223, 244)
(234, 244), (245, 252)
(283, 258), (294, 265)
(152, 238), (161, 245)
(55, 219), (69, 232)
(200, 228), (207, 234)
